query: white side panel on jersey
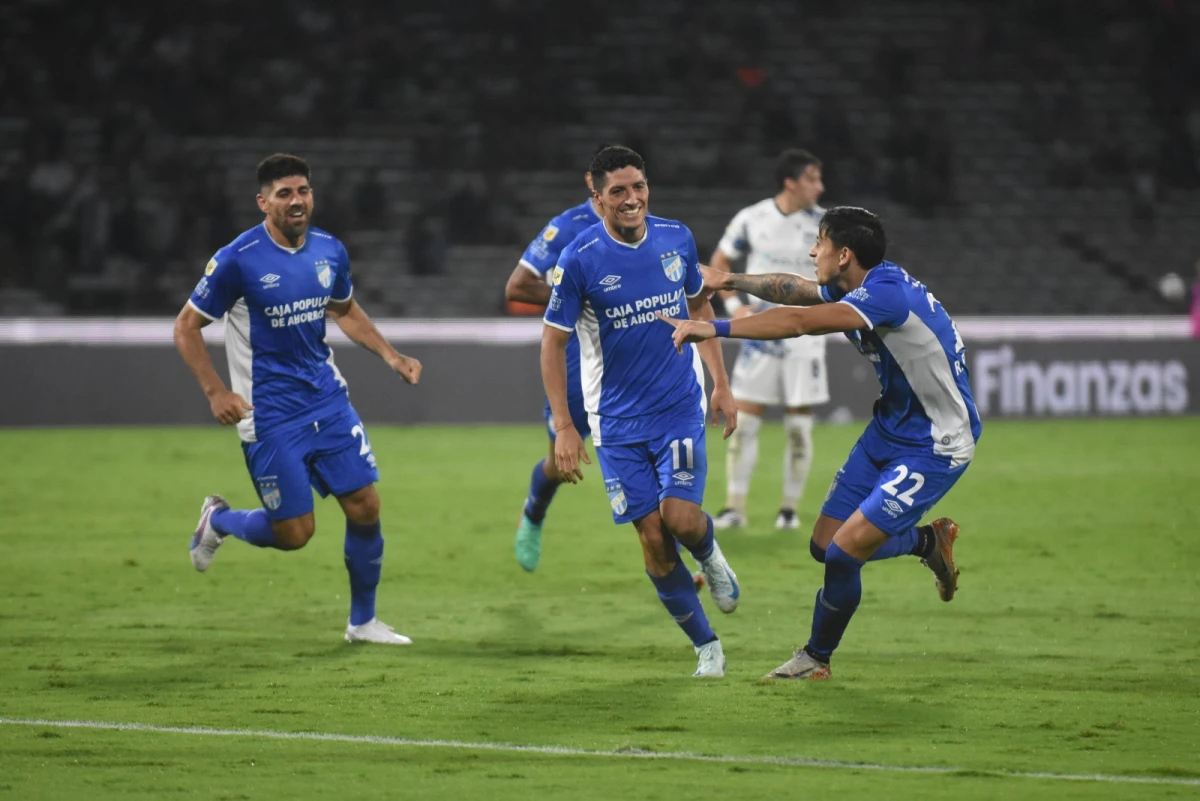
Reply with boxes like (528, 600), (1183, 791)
(224, 299), (257, 443)
(881, 312), (976, 467)
(324, 339), (349, 392)
(575, 300), (604, 447)
(690, 344), (707, 417)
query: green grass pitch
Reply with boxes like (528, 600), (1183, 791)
(0, 418), (1198, 799)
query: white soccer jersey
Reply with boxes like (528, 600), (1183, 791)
(716, 198), (825, 280)
(718, 198), (830, 408)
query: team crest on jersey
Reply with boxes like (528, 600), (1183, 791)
(543, 225), (559, 242)
(258, 478), (282, 511)
(661, 252), (684, 282)
(205, 258), (218, 276)
(314, 259), (333, 289)
(604, 478), (628, 516)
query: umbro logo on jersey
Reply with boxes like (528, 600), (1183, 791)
(673, 471), (694, 485)
(260, 274), (281, 289)
(883, 499), (904, 517)
(600, 274), (622, 291)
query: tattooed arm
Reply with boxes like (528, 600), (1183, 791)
(699, 263), (824, 307)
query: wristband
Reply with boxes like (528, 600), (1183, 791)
(723, 295), (744, 315)
(555, 421), (574, 432)
(712, 319), (732, 338)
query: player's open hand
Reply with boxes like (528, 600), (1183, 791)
(699, 262), (731, 294)
(389, 354), (422, 385)
(656, 313), (716, 353)
(553, 425), (590, 483)
(209, 389), (253, 425)
(710, 384), (739, 440)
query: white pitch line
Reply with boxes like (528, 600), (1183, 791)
(1, 718), (1196, 787)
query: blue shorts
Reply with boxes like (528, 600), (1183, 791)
(595, 414), (707, 524)
(241, 404), (380, 521)
(543, 394), (591, 441)
(821, 423), (969, 536)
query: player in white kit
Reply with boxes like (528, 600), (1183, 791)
(711, 149), (828, 531)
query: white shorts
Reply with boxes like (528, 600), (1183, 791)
(730, 335), (830, 408)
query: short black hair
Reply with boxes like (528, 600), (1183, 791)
(257, 153), (310, 190)
(775, 148), (822, 190)
(589, 146), (645, 190)
(819, 206), (887, 269)
(592, 142), (620, 161)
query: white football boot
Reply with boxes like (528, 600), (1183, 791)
(693, 639), (726, 678)
(699, 541), (740, 613)
(344, 618), (413, 645)
(763, 648), (831, 680)
(712, 508), (746, 530)
(775, 508), (801, 530)
(189, 495), (229, 572)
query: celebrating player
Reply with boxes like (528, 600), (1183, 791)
(542, 146), (741, 678)
(505, 146), (705, 586)
(174, 154), (422, 645)
(710, 149), (829, 531)
(660, 206), (980, 679)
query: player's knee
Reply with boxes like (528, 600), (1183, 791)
(635, 516), (674, 568)
(273, 518), (315, 550)
(660, 505), (703, 539)
(341, 487), (380, 525)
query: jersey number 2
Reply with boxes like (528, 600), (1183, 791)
(351, 424), (373, 458)
(670, 438), (694, 470)
(880, 465), (925, 506)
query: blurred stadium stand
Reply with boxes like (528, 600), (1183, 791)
(1, 0), (1198, 317)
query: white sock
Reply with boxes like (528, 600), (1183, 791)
(782, 413), (814, 511)
(725, 411), (761, 514)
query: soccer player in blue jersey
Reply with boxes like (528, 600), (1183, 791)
(661, 206), (980, 680)
(174, 154), (422, 646)
(543, 146), (742, 678)
(504, 148), (605, 572)
(505, 147), (707, 586)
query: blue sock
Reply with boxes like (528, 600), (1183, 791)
(523, 459), (561, 524)
(809, 539), (827, 563)
(679, 513), (716, 562)
(210, 508), (280, 548)
(344, 520), (384, 626)
(807, 542), (865, 659)
(648, 559), (716, 647)
(867, 526), (920, 561)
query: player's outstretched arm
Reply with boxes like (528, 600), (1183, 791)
(505, 263), (552, 305)
(327, 298), (421, 385)
(708, 251), (753, 319)
(173, 304), (253, 425)
(660, 303), (867, 348)
(541, 325), (590, 482)
(701, 265), (824, 307)
(686, 294), (738, 439)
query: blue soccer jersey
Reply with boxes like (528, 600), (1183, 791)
(520, 199), (600, 434)
(188, 223), (354, 442)
(543, 216), (706, 447)
(819, 261), (982, 466)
